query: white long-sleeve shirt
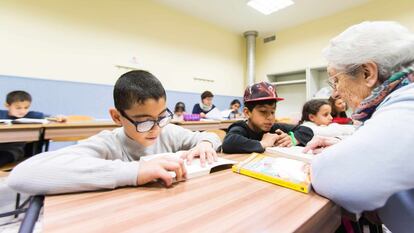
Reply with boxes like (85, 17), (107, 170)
(311, 83), (414, 214)
(301, 121), (355, 138)
(7, 124), (221, 195)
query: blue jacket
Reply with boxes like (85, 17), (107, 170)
(0, 110), (45, 119)
(192, 104), (216, 114)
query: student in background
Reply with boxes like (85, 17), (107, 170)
(328, 96), (352, 124)
(299, 99), (355, 138)
(0, 91), (65, 166)
(221, 99), (242, 119)
(8, 70), (221, 195)
(229, 99), (242, 119)
(222, 82), (313, 154)
(192, 91), (216, 118)
(173, 102), (186, 121)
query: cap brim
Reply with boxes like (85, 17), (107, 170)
(244, 97), (284, 103)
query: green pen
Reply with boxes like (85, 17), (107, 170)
(288, 131), (297, 146)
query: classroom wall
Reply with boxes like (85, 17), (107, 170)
(256, 0), (414, 117)
(256, 0), (414, 79)
(0, 75), (242, 119)
(0, 0), (245, 97)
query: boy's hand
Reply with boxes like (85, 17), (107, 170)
(260, 133), (279, 148)
(200, 112), (206, 118)
(303, 136), (341, 154)
(55, 115), (67, 123)
(137, 156), (186, 187)
(274, 129), (292, 147)
(180, 141), (218, 167)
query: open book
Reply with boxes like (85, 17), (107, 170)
(11, 118), (49, 124)
(141, 152), (236, 180)
(0, 119), (12, 124)
(265, 146), (314, 163)
(232, 152), (311, 193)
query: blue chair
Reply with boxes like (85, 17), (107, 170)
(378, 188), (414, 233)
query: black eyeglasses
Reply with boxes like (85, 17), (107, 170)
(120, 109), (173, 133)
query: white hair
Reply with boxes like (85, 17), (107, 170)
(322, 21), (414, 82)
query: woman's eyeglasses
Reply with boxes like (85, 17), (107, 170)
(120, 109), (173, 133)
(327, 65), (361, 90)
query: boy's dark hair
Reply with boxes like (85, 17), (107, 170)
(299, 99), (329, 124)
(6, 90), (32, 105)
(201, 91), (214, 100)
(328, 96), (348, 118)
(244, 99), (276, 112)
(113, 70), (166, 111)
(230, 99), (241, 106)
(174, 102), (186, 113)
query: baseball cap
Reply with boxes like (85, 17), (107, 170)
(243, 81), (284, 103)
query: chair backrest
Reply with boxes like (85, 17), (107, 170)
(205, 129), (226, 142)
(378, 188), (414, 233)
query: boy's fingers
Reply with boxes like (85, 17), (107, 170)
(180, 151), (189, 160)
(186, 150), (195, 165)
(157, 170), (174, 187)
(212, 150), (218, 161)
(160, 160), (185, 182)
(199, 148), (206, 167)
(206, 151), (213, 164)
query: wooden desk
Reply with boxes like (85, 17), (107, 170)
(43, 154), (340, 233)
(173, 120), (239, 131)
(219, 119), (239, 130)
(173, 120), (222, 131)
(43, 121), (119, 140)
(0, 124), (43, 143)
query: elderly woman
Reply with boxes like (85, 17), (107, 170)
(306, 21), (414, 215)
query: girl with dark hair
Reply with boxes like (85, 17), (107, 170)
(300, 99), (355, 138)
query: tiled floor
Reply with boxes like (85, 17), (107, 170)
(0, 176), (42, 233)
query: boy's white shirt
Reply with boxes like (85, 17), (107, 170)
(7, 124), (221, 195)
(301, 121), (355, 138)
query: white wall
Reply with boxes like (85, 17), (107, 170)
(256, 0), (414, 117)
(0, 0), (245, 96)
(256, 0), (414, 80)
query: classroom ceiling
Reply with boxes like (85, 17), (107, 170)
(153, 0), (373, 36)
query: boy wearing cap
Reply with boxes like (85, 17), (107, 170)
(222, 82), (313, 154)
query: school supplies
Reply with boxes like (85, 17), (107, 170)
(232, 152), (311, 193)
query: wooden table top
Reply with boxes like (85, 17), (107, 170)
(43, 154), (340, 233)
(43, 121), (119, 128)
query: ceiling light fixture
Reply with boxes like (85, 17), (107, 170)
(247, 0), (294, 15)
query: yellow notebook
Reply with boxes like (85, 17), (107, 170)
(232, 153), (311, 193)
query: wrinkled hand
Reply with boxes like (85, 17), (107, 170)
(260, 132), (279, 149)
(137, 156), (186, 187)
(303, 136), (341, 154)
(180, 141), (217, 167)
(274, 129), (292, 147)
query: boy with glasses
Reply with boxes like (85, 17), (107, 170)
(8, 70), (221, 195)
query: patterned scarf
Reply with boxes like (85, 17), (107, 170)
(352, 64), (414, 122)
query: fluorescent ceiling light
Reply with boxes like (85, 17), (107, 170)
(247, 0), (294, 15)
